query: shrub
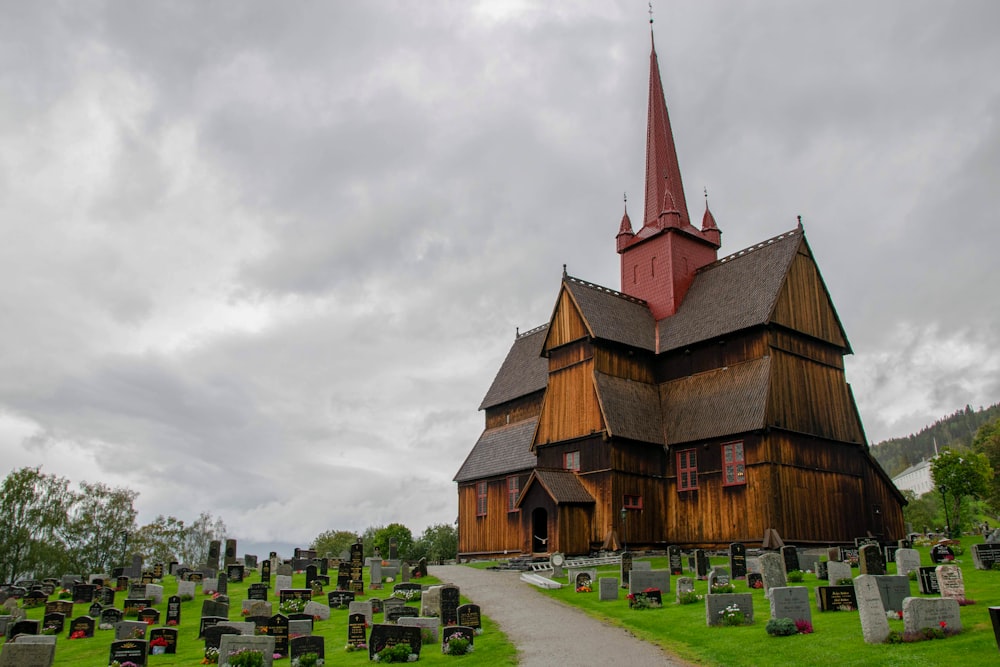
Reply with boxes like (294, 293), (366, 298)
(908, 569), (918, 580)
(677, 590), (702, 605)
(766, 618), (798, 636)
(794, 619), (813, 634)
(375, 643), (414, 663)
(710, 583), (735, 594)
(786, 570), (804, 583)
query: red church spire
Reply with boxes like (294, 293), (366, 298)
(643, 32), (690, 230)
(616, 194), (635, 251)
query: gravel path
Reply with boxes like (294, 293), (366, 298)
(429, 564), (697, 666)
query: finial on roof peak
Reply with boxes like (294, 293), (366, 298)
(562, 263), (567, 276)
(649, 2), (654, 25)
(797, 215), (803, 230)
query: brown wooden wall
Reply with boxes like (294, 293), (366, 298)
(594, 346), (654, 383)
(456, 475), (529, 557)
(485, 390), (544, 429)
(768, 350), (866, 443)
(771, 248), (848, 349)
(534, 358), (603, 446)
(657, 329), (769, 382)
(544, 288), (589, 350)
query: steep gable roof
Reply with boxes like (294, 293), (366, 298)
(593, 372), (664, 444)
(660, 357), (771, 445)
(453, 417), (538, 483)
(560, 277), (656, 351)
(479, 325), (549, 411)
(658, 228), (802, 351)
(517, 468), (595, 506)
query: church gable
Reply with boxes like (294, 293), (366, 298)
(543, 286), (591, 352)
(770, 241), (850, 351)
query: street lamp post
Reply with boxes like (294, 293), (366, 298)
(620, 507), (628, 553)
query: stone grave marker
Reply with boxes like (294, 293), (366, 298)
(389, 537), (399, 560)
(707, 567), (730, 591)
(386, 604), (418, 624)
(99, 586), (116, 606)
(207, 540), (221, 569)
(729, 543), (747, 579)
(198, 615), (226, 638)
(108, 639), (147, 667)
(10, 619), (40, 638)
(903, 597), (961, 634)
(261, 560), (271, 585)
(290, 635), (325, 662)
(350, 600), (374, 626)
(917, 566), (941, 594)
(288, 618), (312, 637)
(873, 575), (910, 613)
(72, 583), (95, 604)
(894, 548), (921, 576)
(305, 565), (318, 589)
(44, 600), (72, 617)
(859, 544), (886, 575)
(935, 564), (965, 600)
(148, 627), (177, 655)
(705, 593), (753, 626)
(599, 577), (619, 601)
(114, 620), (146, 641)
(799, 551), (821, 574)
(245, 616), (269, 633)
(747, 572), (764, 590)
(224, 539), (237, 566)
(165, 595), (181, 626)
(780, 546), (800, 573)
(124, 598), (151, 616)
(457, 603), (481, 630)
(570, 569), (596, 592)
(759, 552), (787, 593)
(304, 600), (329, 621)
(176, 580), (195, 598)
(87, 601), (102, 618)
(42, 612), (65, 635)
(370, 597), (384, 615)
(219, 635), (275, 667)
(815, 585), (857, 612)
(854, 574), (890, 644)
(129, 555), (144, 579)
(442, 625), (474, 650)
(274, 575), (293, 594)
(816, 560), (828, 580)
(368, 624), (421, 661)
(694, 549), (709, 579)
(972, 543), (1000, 570)
(216, 572), (228, 595)
(201, 599), (229, 619)
(137, 607), (159, 625)
(827, 560), (852, 585)
(247, 583), (268, 601)
(667, 545), (682, 575)
(328, 590), (355, 609)
(398, 616), (440, 644)
(370, 560), (383, 587)
(67, 615), (94, 639)
(347, 612), (367, 648)
(629, 569), (670, 595)
(676, 576), (694, 601)
(0, 642), (56, 667)
(277, 563), (293, 577)
(768, 586), (811, 624)
(246, 601), (272, 618)
(21, 590), (46, 609)
(620, 552), (633, 588)
(99, 608), (123, 630)
(204, 624), (242, 651)
(420, 586), (440, 618)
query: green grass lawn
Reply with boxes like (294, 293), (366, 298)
(3, 569), (517, 666)
(532, 537), (998, 666)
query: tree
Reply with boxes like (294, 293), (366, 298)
(0, 467), (74, 581)
(972, 418), (1000, 515)
(132, 515), (188, 565)
(931, 448), (992, 537)
(63, 481), (138, 573)
(179, 512), (228, 564)
(311, 530), (357, 559)
(363, 523), (413, 560)
(410, 523), (457, 564)
(901, 490), (943, 534)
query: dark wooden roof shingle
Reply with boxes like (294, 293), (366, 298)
(658, 229), (802, 351)
(453, 417), (538, 483)
(479, 325), (549, 410)
(660, 357), (771, 444)
(521, 468), (595, 504)
(564, 277), (656, 351)
(594, 372), (664, 444)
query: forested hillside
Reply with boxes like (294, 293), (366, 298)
(870, 403), (1000, 477)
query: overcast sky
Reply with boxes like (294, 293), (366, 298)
(2, 1), (998, 555)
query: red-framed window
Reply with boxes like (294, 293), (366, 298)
(677, 449), (698, 491)
(507, 475), (520, 512)
(563, 451), (580, 471)
(476, 481), (487, 517)
(623, 494), (643, 510)
(723, 441), (746, 486)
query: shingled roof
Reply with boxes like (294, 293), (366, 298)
(563, 277), (656, 351)
(658, 229), (802, 351)
(660, 356), (771, 445)
(453, 417), (538, 483)
(479, 325), (549, 411)
(517, 468), (595, 506)
(593, 372), (664, 444)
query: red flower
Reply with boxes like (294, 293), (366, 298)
(939, 621), (948, 628)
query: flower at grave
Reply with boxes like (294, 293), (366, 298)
(41, 623), (59, 635)
(58, 588), (72, 599)
(70, 630), (86, 639)
(150, 636), (168, 647)
(202, 646), (220, 664)
(224, 647), (266, 667)
(291, 653), (324, 667)
(750, 579), (763, 589)
(794, 619), (813, 634)
(575, 584), (592, 593)
(344, 643), (368, 652)
(166, 619), (178, 626)
(442, 636), (474, 656)
(939, 621), (947, 629)
(718, 603), (745, 627)
(99, 623), (114, 630)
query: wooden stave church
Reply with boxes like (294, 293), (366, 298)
(454, 35), (906, 559)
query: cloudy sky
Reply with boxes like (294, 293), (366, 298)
(2, 1), (998, 554)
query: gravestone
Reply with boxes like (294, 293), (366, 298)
(148, 627), (177, 654)
(902, 597), (962, 634)
(261, 560), (271, 585)
(99, 586), (116, 606)
(707, 567), (730, 591)
(108, 639), (147, 667)
(570, 569), (597, 592)
(854, 574), (890, 643)
(347, 612), (368, 648)
(288, 618), (312, 637)
(202, 577), (218, 594)
(137, 607), (159, 625)
(130, 555), (144, 579)
(694, 549), (709, 579)
(667, 545), (683, 575)
(419, 586), (441, 618)
(676, 576), (694, 601)
(859, 544), (886, 575)
(0, 642), (56, 667)
(827, 560), (852, 585)
(389, 538), (399, 560)
(398, 616), (440, 644)
(816, 560), (828, 580)
(198, 616), (226, 638)
(146, 584), (163, 604)
(67, 616), (94, 639)
(629, 569), (670, 595)
(42, 612), (65, 635)
(442, 625), (474, 650)
(368, 624), (422, 660)
(369, 597), (384, 615)
(304, 600), (329, 621)
(219, 635), (275, 667)
(72, 583), (95, 603)
(620, 552), (633, 588)
(207, 540), (221, 569)
(780, 546), (800, 573)
(387, 605), (419, 624)
(201, 599), (229, 619)
(44, 600), (72, 617)
(274, 575), (293, 594)
(972, 543), (1000, 570)
(894, 548), (921, 576)
(457, 603), (481, 630)
(204, 624), (242, 651)
(305, 565), (318, 589)
(248, 583), (268, 601)
(599, 577), (619, 601)
(328, 591), (355, 608)
(165, 595), (181, 626)
(88, 602), (102, 618)
(246, 601), (272, 618)
(873, 575), (910, 613)
(99, 608), (123, 629)
(799, 551), (822, 574)
(917, 566), (941, 594)
(705, 593), (753, 626)
(759, 552), (787, 593)
(10, 619), (40, 638)
(768, 586), (811, 624)
(935, 564), (965, 600)
(114, 620), (147, 641)
(729, 543), (747, 579)
(370, 560), (383, 587)
(746, 572), (763, 590)
(176, 580), (196, 598)
(216, 573), (228, 595)
(290, 635), (325, 662)
(815, 585), (857, 611)
(350, 600), (374, 626)
(224, 539), (237, 566)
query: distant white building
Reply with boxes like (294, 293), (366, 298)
(892, 459), (935, 496)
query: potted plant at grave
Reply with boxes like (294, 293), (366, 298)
(150, 635), (169, 654)
(41, 622), (59, 635)
(202, 647), (220, 665)
(291, 653), (324, 667)
(222, 648), (265, 667)
(374, 642), (417, 663)
(442, 636), (473, 656)
(279, 598), (306, 614)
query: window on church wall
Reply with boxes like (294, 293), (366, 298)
(507, 475), (520, 512)
(722, 441), (746, 486)
(476, 481), (487, 517)
(564, 451), (580, 471)
(623, 494), (643, 510)
(677, 449), (698, 491)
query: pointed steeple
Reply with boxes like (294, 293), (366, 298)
(701, 188), (721, 245)
(616, 195), (635, 251)
(644, 32), (690, 230)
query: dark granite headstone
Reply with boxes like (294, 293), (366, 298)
(348, 612), (367, 647)
(67, 615), (94, 638)
(815, 585), (858, 611)
(918, 566), (941, 595)
(747, 572), (764, 590)
(72, 583), (96, 603)
(667, 545), (682, 575)
(442, 625), (474, 649)
(369, 623), (421, 660)
(100, 608), (124, 628)
(207, 540), (221, 569)
(248, 583), (268, 601)
(108, 639), (147, 667)
(729, 543), (747, 579)
(198, 616), (226, 638)
(202, 625), (240, 650)
(11, 619), (41, 638)
(439, 585), (460, 626)
(148, 627), (177, 654)
(620, 552), (633, 588)
(290, 634), (325, 661)
(859, 544), (886, 575)
(694, 549), (709, 578)
(201, 599), (229, 619)
(781, 546), (800, 573)
(42, 611), (66, 635)
(137, 607), (159, 625)
(267, 613), (289, 657)
(166, 595), (181, 626)
(457, 603), (481, 630)
(261, 560), (271, 585)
